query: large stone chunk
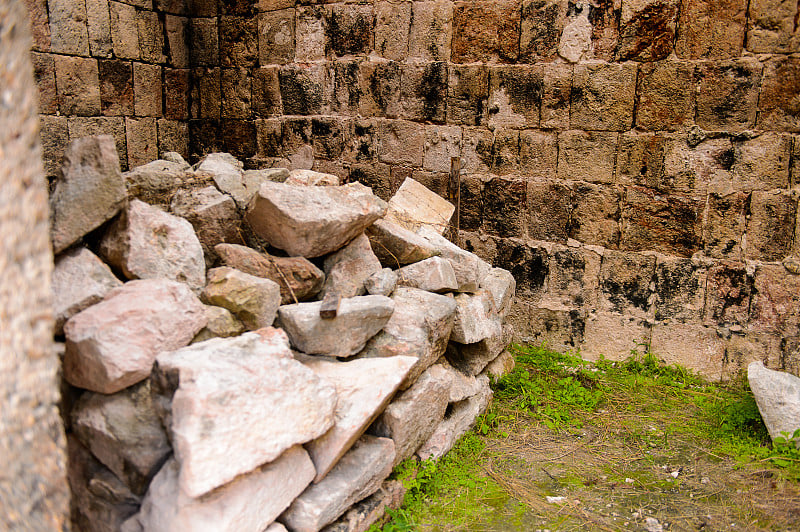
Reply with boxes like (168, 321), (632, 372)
(450, 291), (501, 345)
(99, 199), (206, 291)
(246, 181), (388, 258)
(215, 243), (325, 303)
(748, 361), (800, 444)
(195, 152), (259, 209)
(384, 177), (455, 235)
(124, 159), (193, 206)
(371, 364), (451, 465)
(280, 435), (396, 532)
(416, 226), (491, 292)
(359, 288), (457, 387)
(170, 186), (244, 265)
(52, 247), (122, 335)
(396, 256), (458, 293)
(201, 267), (282, 330)
(50, 135), (127, 253)
(447, 323), (512, 376)
(131, 447), (315, 532)
(71, 380), (170, 495)
(439, 361), (491, 402)
(153, 330), (336, 497)
(63, 279), (207, 394)
(366, 218), (440, 267)
(277, 296), (395, 357)
(479, 267), (516, 319)
(321, 233), (382, 299)
(301, 355), (416, 482)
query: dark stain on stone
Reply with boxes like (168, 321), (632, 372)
(483, 177), (526, 238)
(279, 69), (322, 115)
(326, 7), (372, 56)
(494, 240), (548, 298)
(221, 119), (256, 160)
(616, 0), (677, 61)
(418, 62), (447, 123)
(654, 259), (698, 320)
(715, 147), (735, 170)
(707, 265), (751, 326)
(521, 0), (562, 59)
(368, 62), (401, 115)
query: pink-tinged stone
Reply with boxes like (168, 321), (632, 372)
(286, 169), (340, 186)
(280, 435), (396, 532)
(202, 266), (282, 330)
(320, 233), (382, 299)
(50, 135), (127, 253)
(191, 305), (246, 343)
(364, 268), (399, 296)
(366, 218), (440, 267)
(479, 267), (516, 318)
(152, 329), (336, 498)
(99, 199), (206, 291)
(52, 247), (122, 335)
(482, 350), (516, 380)
(416, 226), (492, 292)
(396, 256), (458, 293)
(63, 279), (207, 394)
(131, 447), (315, 532)
(320, 480), (406, 532)
(246, 181), (388, 258)
(300, 355), (416, 482)
(384, 177), (455, 235)
(450, 291), (502, 344)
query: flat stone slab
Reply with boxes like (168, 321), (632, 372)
(416, 226), (492, 293)
(52, 247), (122, 335)
(277, 295), (395, 357)
(153, 329), (337, 497)
(321, 481), (405, 532)
(130, 446), (315, 532)
(301, 355), (416, 482)
(748, 361), (800, 444)
(216, 243), (325, 304)
(479, 267), (516, 318)
(438, 361), (491, 403)
(50, 135), (126, 253)
(320, 233), (382, 299)
(99, 199), (206, 291)
(63, 279), (207, 394)
(450, 291), (501, 345)
(364, 268), (398, 296)
(280, 435), (396, 532)
(384, 177), (454, 235)
(447, 323), (512, 376)
(365, 219), (440, 267)
(246, 181), (387, 258)
(396, 256), (458, 293)
(202, 266), (282, 330)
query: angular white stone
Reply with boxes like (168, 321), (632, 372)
(134, 447), (315, 532)
(748, 361), (800, 444)
(365, 218), (440, 267)
(479, 267), (516, 318)
(153, 329), (336, 497)
(277, 295), (395, 357)
(191, 305), (246, 343)
(320, 233), (382, 299)
(371, 364), (451, 465)
(63, 279), (207, 394)
(416, 226), (491, 292)
(286, 169), (340, 186)
(358, 288), (457, 388)
(301, 355), (416, 482)
(196, 153), (255, 208)
(438, 361), (490, 403)
(364, 268), (398, 296)
(246, 181), (387, 258)
(99, 199), (206, 291)
(450, 291), (501, 345)
(447, 323), (512, 376)
(52, 247), (122, 335)
(202, 266), (282, 330)
(384, 177), (454, 235)
(280, 435), (396, 532)
(396, 256), (458, 293)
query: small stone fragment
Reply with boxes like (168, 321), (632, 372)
(246, 181), (388, 258)
(416, 226), (491, 292)
(280, 435), (396, 532)
(320, 293), (341, 319)
(191, 305), (245, 343)
(50, 135), (127, 253)
(124, 159), (193, 205)
(447, 323), (512, 376)
(748, 361), (800, 445)
(99, 199), (206, 291)
(384, 177), (455, 234)
(320, 233), (382, 299)
(63, 279), (207, 394)
(437, 360), (489, 403)
(170, 186), (244, 265)
(321, 481), (406, 532)
(450, 291), (500, 344)
(366, 218), (441, 266)
(277, 295), (395, 357)
(161, 152), (190, 168)
(243, 167), (290, 185)
(479, 267), (516, 318)
(201, 266), (282, 330)
(396, 256), (458, 293)
(364, 268), (398, 296)
(195, 152), (257, 208)
(482, 350), (516, 380)
(153, 329), (336, 497)
(52, 247), (122, 335)
(286, 169), (340, 186)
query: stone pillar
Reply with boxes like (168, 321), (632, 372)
(0, 0), (70, 528)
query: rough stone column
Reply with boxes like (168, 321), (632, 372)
(0, 0), (70, 528)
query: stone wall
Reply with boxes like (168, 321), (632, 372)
(1, 0), (70, 528)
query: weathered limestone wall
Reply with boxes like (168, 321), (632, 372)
(0, 0), (70, 528)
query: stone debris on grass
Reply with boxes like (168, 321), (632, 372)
(215, 243), (325, 304)
(748, 361), (800, 445)
(280, 435), (396, 532)
(321, 480), (406, 532)
(246, 181), (387, 258)
(396, 256), (459, 293)
(63, 279), (207, 394)
(99, 199), (206, 291)
(384, 177), (455, 235)
(170, 186), (244, 265)
(320, 233), (383, 299)
(191, 305), (246, 343)
(364, 268), (399, 296)
(52, 247), (122, 335)
(366, 218), (440, 267)
(201, 266), (282, 330)
(301, 355), (416, 482)
(277, 295), (395, 357)
(152, 329), (337, 497)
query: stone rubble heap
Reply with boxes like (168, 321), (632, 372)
(53, 135), (517, 532)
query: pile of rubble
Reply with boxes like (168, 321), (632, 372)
(52, 136), (516, 532)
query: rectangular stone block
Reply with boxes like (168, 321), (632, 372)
(325, 4), (373, 56)
(157, 119), (188, 158)
(492, 239), (549, 300)
(581, 311), (651, 362)
(24, 0), (52, 51)
(189, 0), (216, 16)
(726, 332), (783, 372)
(133, 63), (162, 117)
(110, 1), (140, 59)
(571, 62), (636, 131)
(452, 0), (520, 63)
(40, 115), (69, 177)
(481, 176), (526, 239)
(157, 0), (188, 14)
(359, 61), (401, 118)
(599, 249), (656, 317)
(31, 52), (58, 114)
(461, 127), (493, 174)
(190, 18), (219, 66)
(749, 0), (800, 53)
(696, 59), (760, 132)
(408, 0), (453, 61)
(342, 118), (378, 163)
(547, 245), (602, 309)
(423, 125), (461, 173)
(620, 186), (704, 257)
(674, 0), (746, 58)
(55, 55), (101, 116)
(653, 256), (706, 323)
(375, 0), (410, 61)
(745, 190), (797, 262)
(86, 0), (113, 57)
(164, 68), (190, 120)
(636, 60), (695, 131)
(258, 9), (295, 64)
(67, 116), (127, 169)
(758, 58), (800, 133)
(195, 67), (221, 118)
(447, 173), (483, 232)
(703, 262), (751, 327)
(348, 162), (397, 201)
(220, 15), (258, 67)
(48, 0), (90, 55)
(571, 182), (621, 248)
(99, 59), (133, 116)
(487, 65), (542, 130)
(518, 130), (557, 179)
(703, 191), (746, 260)
(255, 118), (283, 159)
(526, 179), (571, 243)
(188, 119), (220, 159)
(326, 59), (361, 115)
(282, 116), (312, 154)
(220, 119), (257, 161)
(528, 304), (586, 351)
(447, 64), (487, 126)
(312, 117), (352, 160)
(377, 120), (424, 166)
(400, 62), (447, 123)
(165, 15), (189, 68)
(650, 324), (729, 380)
(661, 137), (731, 196)
(279, 64), (324, 115)
(520, 0), (566, 62)
(557, 130), (617, 184)
(541, 63), (571, 129)
(125, 117), (158, 168)
(221, 68), (252, 119)
(491, 128), (519, 174)
(219, 0), (255, 15)
(253, 66), (283, 117)
(137, 10), (165, 63)
(295, 5), (326, 62)
(750, 265), (800, 335)
(616, 0), (679, 61)
(731, 133), (791, 191)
